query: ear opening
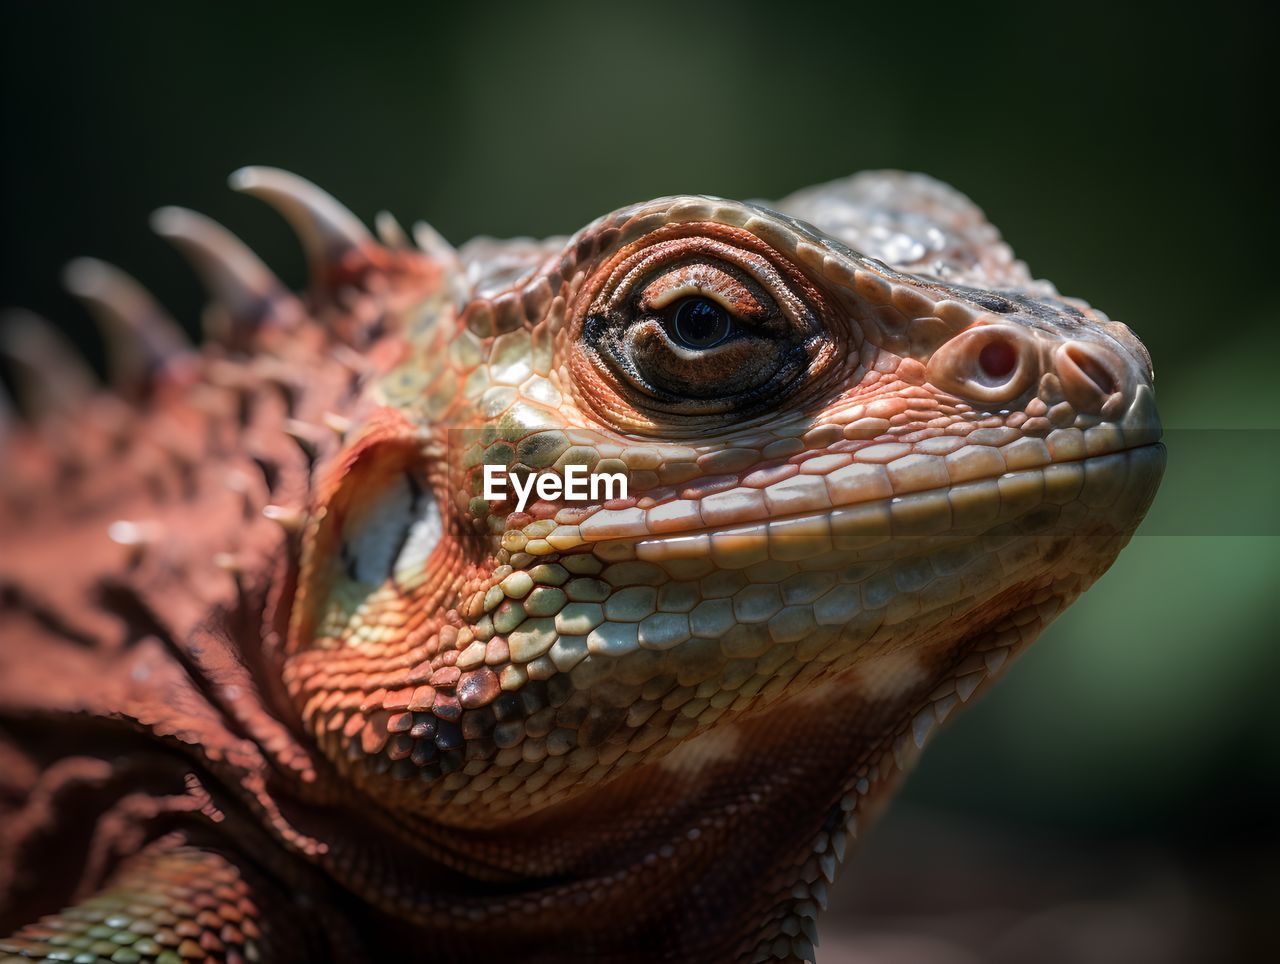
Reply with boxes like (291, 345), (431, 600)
(290, 409), (445, 653)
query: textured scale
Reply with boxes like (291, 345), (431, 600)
(0, 169), (1164, 962)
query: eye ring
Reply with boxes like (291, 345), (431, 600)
(670, 297), (733, 350)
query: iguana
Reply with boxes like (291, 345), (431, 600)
(0, 169), (1164, 962)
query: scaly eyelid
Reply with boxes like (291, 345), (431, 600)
(635, 321), (745, 361)
(635, 263), (768, 320)
(642, 281), (742, 314)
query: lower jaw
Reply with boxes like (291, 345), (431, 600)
(729, 469), (1166, 962)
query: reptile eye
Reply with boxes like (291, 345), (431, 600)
(671, 298), (732, 349)
(573, 233), (839, 428)
(584, 261), (806, 413)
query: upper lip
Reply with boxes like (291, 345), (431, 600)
(558, 441), (1166, 555)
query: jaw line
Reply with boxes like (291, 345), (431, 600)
(578, 442), (1170, 563)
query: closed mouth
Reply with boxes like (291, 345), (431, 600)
(634, 443), (1165, 565)
(544, 439), (1167, 566)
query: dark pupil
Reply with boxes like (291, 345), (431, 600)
(672, 298), (731, 349)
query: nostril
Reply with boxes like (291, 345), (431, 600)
(925, 324), (1035, 404)
(1063, 343), (1116, 396)
(1057, 342), (1124, 412)
(978, 339), (1018, 382)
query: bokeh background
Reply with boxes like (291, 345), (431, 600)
(2, 3), (1275, 962)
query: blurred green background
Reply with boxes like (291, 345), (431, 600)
(2, 3), (1275, 961)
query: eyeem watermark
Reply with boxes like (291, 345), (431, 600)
(482, 464), (628, 513)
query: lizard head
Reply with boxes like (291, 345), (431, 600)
(286, 174), (1162, 939)
(0, 164), (1165, 960)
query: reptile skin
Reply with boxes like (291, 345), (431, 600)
(0, 170), (1165, 962)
